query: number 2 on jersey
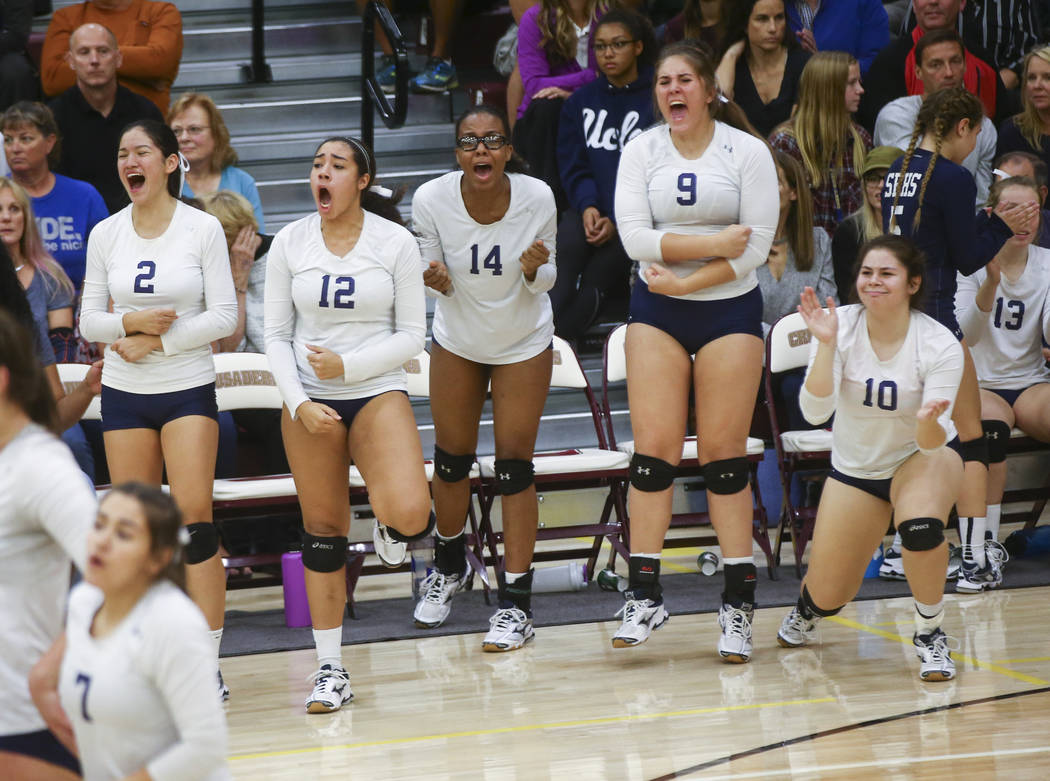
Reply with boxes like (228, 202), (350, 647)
(863, 378), (898, 411)
(470, 244), (502, 275)
(75, 672), (92, 721)
(318, 274), (355, 309)
(134, 260), (156, 294)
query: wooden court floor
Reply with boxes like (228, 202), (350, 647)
(222, 585), (1050, 779)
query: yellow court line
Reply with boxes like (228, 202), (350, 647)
(229, 696), (836, 762)
(827, 615), (1050, 686)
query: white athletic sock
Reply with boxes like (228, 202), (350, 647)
(985, 504), (1002, 542)
(209, 628), (223, 661)
(631, 552), (662, 560)
(959, 516), (987, 566)
(914, 599), (944, 636)
(313, 627), (343, 669)
(722, 556), (754, 565)
(504, 570), (528, 584)
(436, 527), (465, 541)
(890, 532), (903, 554)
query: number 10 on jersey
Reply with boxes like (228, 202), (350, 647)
(470, 244), (502, 275)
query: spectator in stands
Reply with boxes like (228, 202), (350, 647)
(2, 101), (108, 293)
(514, 0), (610, 208)
(771, 51), (872, 237)
(962, 1), (1041, 91)
(49, 22), (163, 215)
(40, 0), (183, 115)
(357, 0), (463, 93)
(956, 175), (1050, 587)
(988, 153), (1050, 249)
(1, 177), (96, 477)
(714, 0), (809, 139)
(875, 29), (996, 205)
(860, 0), (1009, 131)
(552, 8), (653, 343)
(661, 0), (726, 52)
(169, 94), (265, 232)
(997, 46), (1050, 178)
(0, 0), (37, 110)
(759, 151), (836, 430)
(783, 0), (889, 76)
(831, 145), (903, 301)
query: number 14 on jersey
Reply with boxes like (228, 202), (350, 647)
(470, 244), (502, 276)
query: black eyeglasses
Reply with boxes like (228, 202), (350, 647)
(593, 39), (636, 54)
(456, 134), (508, 152)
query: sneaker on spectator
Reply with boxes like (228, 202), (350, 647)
(412, 57), (458, 92)
(376, 53), (397, 94)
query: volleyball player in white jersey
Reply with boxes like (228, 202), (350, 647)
(777, 235), (965, 682)
(265, 137), (431, 711)
(31, 483), (230, 781)
(79, 120), (237, 700)
(411, 105), (555, 649)
(611, 42), (778, 661)
(0, 310), (95, 780)
(955, 176), (1050, 590)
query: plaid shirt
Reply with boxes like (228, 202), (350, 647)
(770, 123), (872, 236)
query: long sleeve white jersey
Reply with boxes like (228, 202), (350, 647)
(60, 581), (231, 781)
(613, 121), (779, 300)
(264, 211), (426, 416)
(0, 423), (95, 737)
(412, 172), (557, 364)
(955, 246), (1050, 389)
(799, 305), (964, 479)
(79, 201), (238, 394)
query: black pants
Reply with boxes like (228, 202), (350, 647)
(512, 96), (567, 212)
(0, 51), (38, 110)
(549, 210), (632, 340)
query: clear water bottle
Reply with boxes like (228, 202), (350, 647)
(532, 562), (586, 592)
(410, 540), (435, 600)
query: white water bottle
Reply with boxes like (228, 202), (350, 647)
(531, 562), (586, 592)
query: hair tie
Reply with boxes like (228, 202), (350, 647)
(177, 151), (190, 196)
(369, 184), (393, 198)
(718, 93), (730, 104)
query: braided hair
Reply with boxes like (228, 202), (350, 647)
(888, 86), (983, 234)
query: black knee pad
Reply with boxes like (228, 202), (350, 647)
(801, 584), (843, 618)
(897, 517), (945, 552)
(493, 458), (535, 495)
(301, 533), (349, 573)
(385, 511), (436, 542)
(982, 420), (1011, 464)
(629, 453), (676, 492)
(184, 522), (219, 565)
(434, 446), (475, 483)
(958, 435), (989, 466)
(701, 457), (750, 495)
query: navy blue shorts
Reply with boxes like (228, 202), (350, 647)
(309, 390), (406, 429)
(829, 437), (962, 502)
(628, 282), (763, 354)
(988, 384), (1048, 407)
(0, 729), (80, 774)
(101, 382), (218, 432)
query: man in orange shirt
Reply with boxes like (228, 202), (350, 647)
(40, 0), (182, 114)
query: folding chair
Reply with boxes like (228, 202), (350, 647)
(475, 336), (631, 582)
(56, 362), (101, 420)
(764, 312), (833, 577)
(601, 324), (776, 578)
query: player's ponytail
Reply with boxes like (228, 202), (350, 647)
(0, 305), (59, 434)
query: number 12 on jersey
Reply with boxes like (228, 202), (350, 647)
(318, 274), (355, 309)
(470, 244), (502, 276)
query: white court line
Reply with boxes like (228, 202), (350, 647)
(693, 745), (1050, 780)
(414, 408), (629, 432)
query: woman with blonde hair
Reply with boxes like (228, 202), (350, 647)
(168, 93), (266, 231)
(770, 50), (870, 237)
(996, 46), (1050, 177)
